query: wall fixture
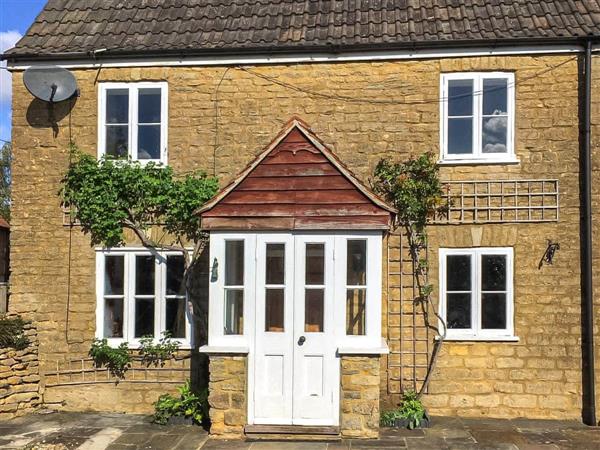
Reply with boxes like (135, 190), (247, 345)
(538, 240), (560, 269)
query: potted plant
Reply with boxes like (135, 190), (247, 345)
(380, 391), (430, 429)
(153, 380), (209, 426)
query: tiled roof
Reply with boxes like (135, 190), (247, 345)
(5, 0), (600, 59)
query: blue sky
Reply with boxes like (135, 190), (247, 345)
(0, 0), (47, 144)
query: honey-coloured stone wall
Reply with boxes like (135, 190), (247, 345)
(8, 53), (599, 420)
(0, 318), (41, 419)
(207, 355), (246, 438)
(340, 355), (380, 438)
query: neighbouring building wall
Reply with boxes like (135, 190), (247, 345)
(0, 318), (41, 418)
(9, 54), (592, 418)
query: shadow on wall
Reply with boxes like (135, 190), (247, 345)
(26, 97), (77, 137)
(188, 245), (210, 392)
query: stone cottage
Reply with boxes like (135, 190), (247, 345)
(3, 0), (600, 440)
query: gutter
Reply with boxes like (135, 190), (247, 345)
(2, 35), (600, 64)
(582, 38), (596, 426)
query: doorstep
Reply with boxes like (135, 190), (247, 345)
(244, 424), (341, 441)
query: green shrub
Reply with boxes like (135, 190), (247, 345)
(0, 315), (29, 350)
(380, 391), (426, 429)
(153, 380), (208, 425)
(89, 338), (131, 378)
(138, 332), (180, 367)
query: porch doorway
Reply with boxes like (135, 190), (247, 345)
(252, 233), (338, 426)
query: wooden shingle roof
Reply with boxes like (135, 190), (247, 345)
(198, 118), (394, 231)
(5, 0), (600, 60)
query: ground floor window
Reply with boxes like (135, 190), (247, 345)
(439, 247), (515, 341)
(96, 249), (191, 346)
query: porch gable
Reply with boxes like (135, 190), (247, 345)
(198, 118), (394, 231)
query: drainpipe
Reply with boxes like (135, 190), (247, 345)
(582, 38), (596, 426)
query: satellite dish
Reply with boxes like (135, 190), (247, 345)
(23, 66), (78, 103)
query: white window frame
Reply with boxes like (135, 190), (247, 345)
(95, 248), (192, 348)
(334, 233), (383, 349)
(205, 231), (384, 352)
(439, 72), (517, 164)
(439, 247), (516, 341)
(98, 82), (168, 164)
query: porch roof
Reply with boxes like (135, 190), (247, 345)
(197, 118), (394, 231)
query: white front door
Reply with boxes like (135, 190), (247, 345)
(252, 234), (339, 426)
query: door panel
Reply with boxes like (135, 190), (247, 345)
(292, 235), (338, 425)
(253, 235), (294, 423)
(253, 233), (339, 426)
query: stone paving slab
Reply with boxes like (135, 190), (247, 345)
(2, 412), (600, 449)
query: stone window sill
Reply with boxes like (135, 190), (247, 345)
(437, 158), (520, 166)
(198, 345), (249, 354)
(436, 335), (520, 342)
(337, 338), (390, 355)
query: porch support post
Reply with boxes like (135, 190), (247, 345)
(340, 355), (381, 439)
(206, 353), (248, 438)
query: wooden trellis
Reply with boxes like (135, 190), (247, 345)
(44, 357), (191, 387)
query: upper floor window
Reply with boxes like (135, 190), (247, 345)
(96, 249), (190, 347)
(98, 82), (168, 163)
(439, 247), (515, 341)
(440, 73), (516, 164)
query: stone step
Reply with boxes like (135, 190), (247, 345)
(244, 424), (341, 441)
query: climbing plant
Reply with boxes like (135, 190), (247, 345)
(372, 152), (448, 398)
(60, 146), (219, 323)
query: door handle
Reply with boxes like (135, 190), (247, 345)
(298, 336), (306, 346)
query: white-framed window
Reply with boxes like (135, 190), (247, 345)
(98, 82), (168, 163)
(334, 233), (383, 348)
(439, 247), (516, 341)
(440, 72), (516, 164)
(96, 249), (191, 347)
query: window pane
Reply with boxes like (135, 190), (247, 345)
(104, 298), (124, 338)
(482, 255), (507, 291)
(135, 298), (155, 337)
(266, 243), (285, 285)
(104, 255), (124, 295)
(265, 288), (284, 332)
(225, 289), (243, 335)
(138, 88), (161, 123)
(166, 298), (186, 338)
(482, 116), (507, 153)
(447, 118), (473, 154)
(482, 293), (507, 329)
(305, 244), (324, 285)
(106, 89), (129, 124)
(347, 240), (366, 286)
(135, 255), (155, 295)
(305, 288), (324, 332)
(483, 78), (508, 115)
(106, 125), (128, 158)
(446, 255), (471, 291)
(167, 255), (185, 296)
(448, 79), (473, 116)
(447, 293), (471, 329)
(346, 288), (366, 335)
(225, 241), (244, 286)
(137, 125), (161, 160)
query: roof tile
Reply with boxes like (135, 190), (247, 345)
(5, 0), (600, 59)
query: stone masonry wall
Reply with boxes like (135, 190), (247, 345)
(8, 54), (596, 419)
(340, 356), (380, 439)
(207, 355), (246, 438)
(0, 319), (41, 419)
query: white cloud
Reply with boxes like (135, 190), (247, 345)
(0, 30), (23, 104)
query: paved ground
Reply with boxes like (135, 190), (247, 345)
(2, 411), (600, 449)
